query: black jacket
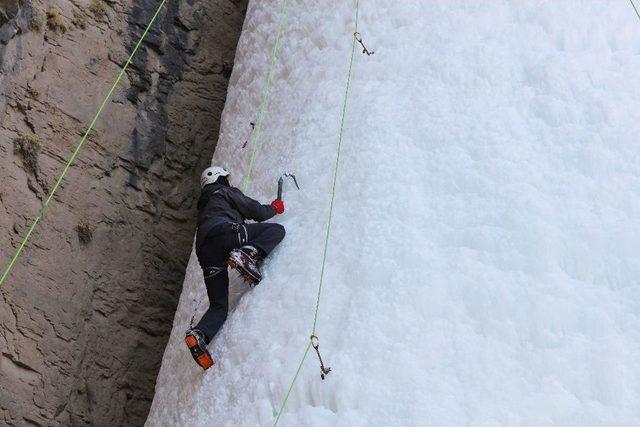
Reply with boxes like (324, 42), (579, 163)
(196, 183), (275, 251)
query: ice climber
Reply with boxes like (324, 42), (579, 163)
(185, 165), (286, 370)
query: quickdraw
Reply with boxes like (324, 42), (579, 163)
(354, 32), (374, 56)
(310, 335), (331, 380)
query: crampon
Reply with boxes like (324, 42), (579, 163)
(185, 329), (214, 370)
(228, 246), (263, 285)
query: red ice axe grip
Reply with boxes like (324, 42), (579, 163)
(271, 199), (285, 214)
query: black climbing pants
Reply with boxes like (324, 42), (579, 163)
(194, 222), (286, 343)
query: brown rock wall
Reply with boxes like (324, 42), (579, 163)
(0, 0), (247, 425)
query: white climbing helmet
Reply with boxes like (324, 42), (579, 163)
(201, 166), (230, 188)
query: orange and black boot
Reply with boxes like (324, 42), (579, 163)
(185, 328), (214, 370)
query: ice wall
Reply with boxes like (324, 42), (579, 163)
(147, 1), (640, 426)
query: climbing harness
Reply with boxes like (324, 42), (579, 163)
(310, 335), (331, 380)
(273, 0), (366, 424)
(354, 32), (374, 56)
(0, 0), (168, 289)
(276, 173), (300, 200)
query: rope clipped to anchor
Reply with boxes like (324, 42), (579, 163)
(354, 32), (374, 55)
(243, 0), (290, 192)
(273, 0), (366, 424)
(310, 335), (331, 380)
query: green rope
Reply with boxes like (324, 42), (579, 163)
(312, 1), (359, 335)
(272, 1), (360, 424)
(630, 0), (640, 20)
(242, 0), (289, 193)
(272, 341), (312, 426)
(0, 0), (168, 289)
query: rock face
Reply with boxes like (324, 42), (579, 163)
(0, 0), (246, 425)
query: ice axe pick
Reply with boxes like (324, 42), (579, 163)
(277, 173), (300, 200)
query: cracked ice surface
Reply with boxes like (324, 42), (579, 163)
(147, 1), (640, 426)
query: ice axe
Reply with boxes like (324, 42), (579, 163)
(277, 173), (300, 200)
